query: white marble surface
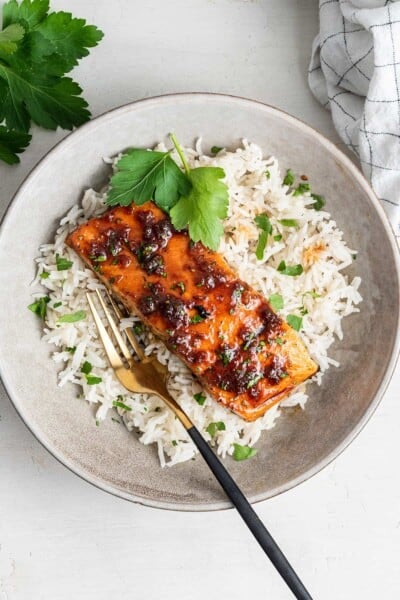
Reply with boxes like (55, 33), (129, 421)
(0, 1), (399, 599)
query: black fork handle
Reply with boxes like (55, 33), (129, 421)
(187, 426), (313, 600)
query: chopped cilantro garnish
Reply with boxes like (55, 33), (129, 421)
(265, 170), (271, 179)
(311, 193), (325, 210)
(219, 348), (235, 366)
(283, 169), (295, 186)
(194, 392), (206, 406)
(293, 182), (311, 196)
(246, 373), (263, 389)
(190, 314), (205, 324)
(65, 346), (76, 354)
(254, 213), (272, 260)
(279, 219), (298, 227)
(268, 293), (284, 311)
(273, 234), (283, 242)
(85, 374), (102, 385)
(211, 146), (223, 155)
(286, 314), (303, 331)
(56, 254), (73, 271)
(113, 398), (132, 411)
(40, 271), (49, 279)
(172, 440), (178, 446)
(95, 419), (100, 427)
(206, 421), (226, 437)
(277, 261), (303, 276)
(28, 295), (50, 319)
(172, 281), (185, 294)
(58, 310), (86, 323)
(133, 323), (143, 335)
(53, 301), (62, 308)
(81, 360), (92, 374)
(274, 337), (284, 345)
(233, 443), (258, 461)
(303, 290), (321, 300)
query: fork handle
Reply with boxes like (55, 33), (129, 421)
(186, 426), (313, 600)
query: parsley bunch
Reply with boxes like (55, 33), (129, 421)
(0, 0), (103, 164)
(106, 134), (229, 250)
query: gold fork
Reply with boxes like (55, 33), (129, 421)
(86, 289), (313, 600)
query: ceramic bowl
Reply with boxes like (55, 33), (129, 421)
(0, 93), (399, 510)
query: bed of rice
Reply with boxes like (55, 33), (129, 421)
(32, 140), (362, 467)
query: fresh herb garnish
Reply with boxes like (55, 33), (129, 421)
(283, 169), (294, 186)
(194, 392), (206, 406)
(219, 347), (235, 366)
(211, 146), (223, 155)
(86, 374), (102, 385)
(273, 234), (283, 242)
(274, 337), (284, 345)
(80, 360), (92, 374)
(112, 398), (132, 411)
(293, 182), (311, 196)
(311, 193), (325, 210)
(303, 290), (321, 300)
(190, 314), (205, 324)
(254, 213), (272, 260)
(171, 281), (185, 295)
(40, 271), (49, 279)
(58, 310), (86, 323)
(206, 421), (226, 437)
(65, 346), (76, 354)
(265, 170), (271, 180)
(268, 293), (284, 311)
(133, 323), (143, 335)
(56, 253), (73, 271)
(233, 443), (258, 461)
(28, 295), (50, 319)
(172, 440), (178, 446)
(277, 261), (303, 276)
(53, 301), (62, 308)
(279, 219), (298, 227)
(246, 373), (263, 389)
(0, 0), (103, 164)
(286, 314), (303, 331)
(170, 135), (229, 251)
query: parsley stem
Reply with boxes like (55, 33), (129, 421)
(170, 133), (191, 175)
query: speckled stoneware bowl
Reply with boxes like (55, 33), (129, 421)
(1, 93), (399, 511)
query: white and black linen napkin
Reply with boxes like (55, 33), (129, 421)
(309, 0), (400, 237)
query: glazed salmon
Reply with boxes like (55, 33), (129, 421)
(67, 202), (318, 421)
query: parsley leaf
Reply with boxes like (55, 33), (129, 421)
(277, 261), (303, 276)
(106, 149), (190, 210)
(193, 392), (206, 406)
(283, 169), (294, 186)
(206, 421), (226, 437)
(254, 213), (272, 260)
(211, 145), (223, 155)
(279, 219), (298, 227)
(112, 398), (132, 411)
(56, 253), (73, 271)
(233, 443), (258, 461)
(286, 314), (303, 331)
(268, 293), (284, 311)
(85, 374), (102, 385)
(80, 360), (92, 374)
(0, 0), (103, 164)
(311, 193), (325, 210)
(28, 295), (50, 319)
(58, 310), (86, 323)
(293, 182), (310, 196)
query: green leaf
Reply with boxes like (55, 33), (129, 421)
(85, 374), (102, 385)
(277, 261), (303, 276)
(273, 234), (282, 242)
(170, 166), (229, 251)
(0, 23), (25, 55)
(193, 392), (206, 406)
(40, 270), (49, 279)
(28, 295), (50, 319)
(311, 193), (325, 210)
(2, 0), (50, 30)
(265, 170), (270, 180)
(268, 293), (284, 311)
(254, 213), (272, 260)
(80, 360), (92, 374)
(65, 346), (76, 354)
(58, 310), (86, 323)
(106, 149), (190, 210)
(211, 145), (223, 155)
(0, 125), (31, 164)
(279, 219), (298, 227)
(206, 421), (226, 437)
(293, 182), (310, 196)
(283, 169), (294, 186)
(232, 443), (258, 461)
(286, 314), (303, 331)
(112, 399), (132, 411)
(56, 253), (73, 271)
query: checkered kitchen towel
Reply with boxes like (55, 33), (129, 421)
(309, 0), (400, 237)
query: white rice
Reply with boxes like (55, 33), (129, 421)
(32, 140), (362, 466)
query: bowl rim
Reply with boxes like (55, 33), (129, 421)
(1, 91), (400, 512)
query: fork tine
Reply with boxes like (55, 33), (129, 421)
(94, 289), (133, 363)
(86, 293), (125, 369)
(104, 289), (145, 360)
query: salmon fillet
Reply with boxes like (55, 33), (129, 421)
(66, 202), (318, 421)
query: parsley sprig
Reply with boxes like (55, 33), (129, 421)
(106, 134), (229, 250)
(0, 0), (103, 164)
